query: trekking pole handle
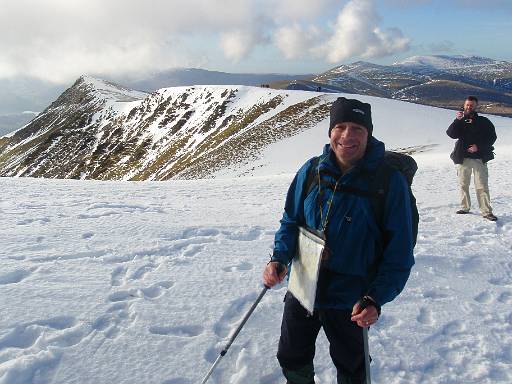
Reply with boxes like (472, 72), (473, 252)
(264, 262), (285, 290)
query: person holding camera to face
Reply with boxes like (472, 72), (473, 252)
(447, 95), (497, 221)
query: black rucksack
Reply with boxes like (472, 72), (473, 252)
(303, 151), (419, 248)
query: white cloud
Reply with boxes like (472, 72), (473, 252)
(268, 0), (340, 22)
(320, 0), (410, 63)
(0, 0), (411, 83)
(220, 31), (258, 62)
(273, 24), (323, 60)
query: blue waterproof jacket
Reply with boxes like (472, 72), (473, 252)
(271, 137), (415, 310)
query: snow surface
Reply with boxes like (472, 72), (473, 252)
(1, 96), (512, 384)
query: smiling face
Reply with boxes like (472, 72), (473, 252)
(329, 122), (368, 172)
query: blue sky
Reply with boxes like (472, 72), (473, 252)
(0, 0), (510, 83)
(375, 1), (512, 64)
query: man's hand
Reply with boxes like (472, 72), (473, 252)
(456, 111), (464, 120)
(467, 144), (478, 153)
(351, 300), (379, 328)
(262, 262), (287, 288)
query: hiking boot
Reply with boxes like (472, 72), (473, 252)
(456, 209), (469, 214)
(483, 213), (498, 221)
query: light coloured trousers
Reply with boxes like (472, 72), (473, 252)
(457, 158), (493, 215)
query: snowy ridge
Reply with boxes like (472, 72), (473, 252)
(393, 55), (502, 70)
(0, 80), (331, 180)
(1, 76), (511, 181)
(79, 75), (148, 102)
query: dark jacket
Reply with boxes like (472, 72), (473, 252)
(271, 137), (415, 310)
(446, 113), (497, 164)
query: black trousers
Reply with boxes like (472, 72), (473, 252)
(277, 292), (366, 383)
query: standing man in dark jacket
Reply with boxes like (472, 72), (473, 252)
(446, 96), (497, 221)
(262, 97), (415, 384)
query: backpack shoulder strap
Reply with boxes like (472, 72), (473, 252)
(367, 161), (393, 236)
(302, 156), (320, 202)
(368, 157), (419, 254)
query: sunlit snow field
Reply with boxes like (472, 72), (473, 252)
(1, 96), (512, 383)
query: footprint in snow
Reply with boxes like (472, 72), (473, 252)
(0, 325), (43, 349)
(149, 325), (203, 337)
(107, 281), (174, 302)
(36, 316), (76, 330)
(161, 378), (193, 384)
(16, 217), (50, 225)
(92, 302), (134, 339)
(108, 290), (139, 302)
(213, 292), (260, 338)
(182, 227), (220, 239)
(141, 281), (174, 299)
(441, 320), (465, 336)
(375, 314), (401, 328)
(417, 307), (435, 326)
(204, 346), (221, 364)
(129, 262), (157, 280)
(421, 216), (436, 223)
(0, 316), (77, 350)
(169, 258), (192, 267)
(489, 277), (512, 287)
(0, 267), (37, 285)
(474, 291), (493, 304)
(110, 265), (127, 287)
(422, 289), (449, 300)
(223, 227), (264, 242)
(458, 256), (485, 273)
(222, 261), (253, 272)
(498, 291), (512, 304)
(182, 244), (205, 257)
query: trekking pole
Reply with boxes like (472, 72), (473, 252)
(200, 264), (284, 384)
(200, 285), (269, 384)
(363, 326), (371, 384)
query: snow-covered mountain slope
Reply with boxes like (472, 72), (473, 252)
(1, 81), (511, 382)
(2, 75), (511, 181)
(394, 55), (503, 70)
(0, 77), (331, 180)
(1, 145), (512, 382)
(312, 55), (512, 118)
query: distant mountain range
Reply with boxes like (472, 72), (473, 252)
(302, 55), (512, 117)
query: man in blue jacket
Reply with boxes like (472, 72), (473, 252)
(263, 97), (415, 384)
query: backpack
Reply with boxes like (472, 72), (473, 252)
(303, 151), (419, 248)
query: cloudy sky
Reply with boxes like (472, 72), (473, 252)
(1, 0), (511, 84)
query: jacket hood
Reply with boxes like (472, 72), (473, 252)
(320, 136), (385, 174)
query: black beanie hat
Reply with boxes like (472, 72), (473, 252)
(328, 97), (373, 137)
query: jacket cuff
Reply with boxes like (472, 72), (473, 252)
(270, 250), (290, 265)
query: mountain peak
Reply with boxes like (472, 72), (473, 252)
(72, 75), (148, 102)
(392, 55), (501, 69)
